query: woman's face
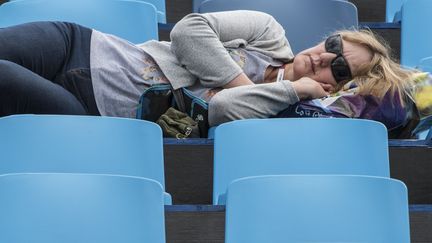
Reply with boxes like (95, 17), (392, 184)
(292, 37), (372, 88)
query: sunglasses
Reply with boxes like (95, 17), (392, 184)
(324, 34), (353, 83)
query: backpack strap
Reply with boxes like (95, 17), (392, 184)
(172, 88), (186, 113)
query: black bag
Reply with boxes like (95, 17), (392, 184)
(136, 84), (209, 138)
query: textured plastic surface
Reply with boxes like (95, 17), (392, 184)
(401, 0), (432, 67)
(0, 173), (166, 243)
(213, 118), (389, 204)
(386, 0), (406, 22)
(0, 115), (171, 204)
(418, 56), (432, 73)
(0, 0), (158, 43)
(225, 175), (410, 243)
(8, 0), (166, 23)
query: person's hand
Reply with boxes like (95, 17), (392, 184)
(291, 77), (332, 100)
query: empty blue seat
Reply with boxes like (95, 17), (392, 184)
(225, 175), (410, 243)
(0, 173), (166, 243)
(400, 0), (432, 67)
(198, 0), (358, 54)
(0, 115), (171, 204)
(213, 118), (389, 204)
(7, 0), (167, 23)
(0, 0), (158, 43)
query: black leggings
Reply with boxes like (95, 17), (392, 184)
(0, 21), (100, 116)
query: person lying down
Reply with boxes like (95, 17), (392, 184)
(0, 10), (422, 138)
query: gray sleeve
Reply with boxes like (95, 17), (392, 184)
(170, 10), (288, 88)
(208, 80), (300, 126)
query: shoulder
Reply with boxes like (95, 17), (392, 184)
(180, 10), (278, 24)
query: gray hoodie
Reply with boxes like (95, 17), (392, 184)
(139, 10), (300, 126)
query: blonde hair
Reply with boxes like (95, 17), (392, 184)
(336, 29), (415, 105)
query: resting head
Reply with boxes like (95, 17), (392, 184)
(288, 29), (415, 104)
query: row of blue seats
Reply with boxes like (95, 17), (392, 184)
(0, 115), (399, 205)
(0, 173), (410, 242)
(3, 0), (397, 25)
(1, 0), (429, 73)
(1, 0), (430, 69)
(0, 0), (431, 139)
(193, 0), (413, 25)
(0, 0), (358, 55)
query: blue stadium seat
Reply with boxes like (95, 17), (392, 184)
(213, 118), (389, 204)
(0, 173), (166, 243)
(225, 175), (410, 243)
(400, 0), (432, 67)
(7, 0), (167, 23)
(198, 0), (358, 54)
(141, 0), (166, 23)
(192, 0), (204, 12)
(0, 115), (172, 204)
(415, 57), (432, 139)
(386, 0), (406, 22)
(0, 0), (158, 43)
(419, 56), (432, 72)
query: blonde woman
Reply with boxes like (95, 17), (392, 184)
(0, 11), (414, 128)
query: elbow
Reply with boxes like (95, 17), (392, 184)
(170, 13), (204, 45)
(170, 19), (186, 43)
(170, 21), (188, 52)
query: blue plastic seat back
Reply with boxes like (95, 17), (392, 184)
(141, 0), (166, 23)
(0, 115), (172, 203)
(0, 0), (158, 43)
(7, 0), (166, 23)
(198, 0), (358, 54)
(416, 129), (432, 140)
(386, 0), (406, 22)
(418, 56), (432, 72)
(192, 0), (205, 12)
(225, 175), (410, 243)
(401, 0), (432, 67)
(213, 118), (389, 204)
(0, 173), (166, 243)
